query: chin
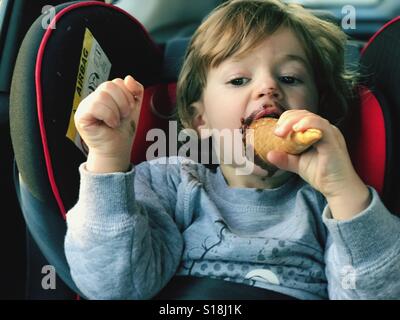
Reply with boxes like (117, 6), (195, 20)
(251, 162), (282, 178)
(232, 157), (283, 178)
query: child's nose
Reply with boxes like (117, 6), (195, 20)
(253, 81), (282, 101)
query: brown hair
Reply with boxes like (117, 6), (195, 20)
(176, 0), (357, 131)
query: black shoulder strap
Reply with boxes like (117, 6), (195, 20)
(154, 276), (297, 300)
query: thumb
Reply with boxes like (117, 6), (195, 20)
(124, 75), (144, 100)
(267, 151), (300, 174)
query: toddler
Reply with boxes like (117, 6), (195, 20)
(65, 0), (400, 299)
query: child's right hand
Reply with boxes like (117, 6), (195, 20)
(74, 75), (144, 173)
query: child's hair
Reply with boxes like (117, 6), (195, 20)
(176, 0), (358, 131)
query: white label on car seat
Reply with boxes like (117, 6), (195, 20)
(66, 27), (112, 155)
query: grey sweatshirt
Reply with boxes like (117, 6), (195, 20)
(65, 156), (400, 300)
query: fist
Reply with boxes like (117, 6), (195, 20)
(74, 75), (143, 161)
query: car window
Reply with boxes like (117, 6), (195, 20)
(0, 0), (11, 94)
(0, 0), (10, 51)
(286, 0), (380, 6)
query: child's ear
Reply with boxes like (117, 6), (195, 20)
(191, 101), (212, 139)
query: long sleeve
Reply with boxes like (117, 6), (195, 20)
(64, 160), (184, 300)
(323, 187), (400, 299)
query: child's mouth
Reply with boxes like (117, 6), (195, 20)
(239, 103), (285, 176)
(240, 103), (284, 133)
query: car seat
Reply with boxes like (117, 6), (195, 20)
(9, 1), (399, 299)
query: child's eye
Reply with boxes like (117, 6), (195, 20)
(279, 76), (302, 85)
(228, 77), (250, 86)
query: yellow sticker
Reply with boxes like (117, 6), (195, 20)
(66, 28), (111, 154)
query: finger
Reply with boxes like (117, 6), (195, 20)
(275, 110), (311, 137)
(291, 116), (348, 159)
(98, 81), (131, 118)
(291, 115), (339, 148)
(94, 89), (124, 122)
(267, 150), (300, 174)
(292, 115), (330, 132)
(124, 75), (144, 102)
(112, 78), (135, 117)
(77, 100), (120, 129)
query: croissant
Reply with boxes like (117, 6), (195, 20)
(242, 117), (322, 172)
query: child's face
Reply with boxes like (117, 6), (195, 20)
(193, 26), (319, 177)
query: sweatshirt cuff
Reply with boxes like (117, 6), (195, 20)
(322, 187), (400, 268)
(70, 162), (138, 228)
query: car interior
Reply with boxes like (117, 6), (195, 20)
(0, 0), (399, 300)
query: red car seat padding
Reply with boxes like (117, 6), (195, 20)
(348, 87), (386, 195)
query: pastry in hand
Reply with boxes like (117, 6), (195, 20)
(241, 116), (322, 174)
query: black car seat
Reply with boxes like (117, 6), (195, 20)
(10, 1), (164, 299)
(9, 1), (399, 299)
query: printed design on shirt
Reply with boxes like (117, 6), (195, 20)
(183, 219), (228, 275)
(182, 220), (284, 287)
(245, 269), (280, 285)
(177, 216), (330, 298)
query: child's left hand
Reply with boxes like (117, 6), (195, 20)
(267, 110), (371, 220)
